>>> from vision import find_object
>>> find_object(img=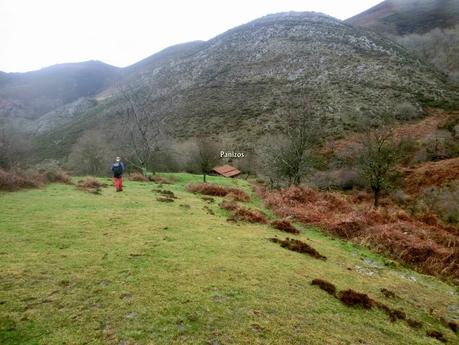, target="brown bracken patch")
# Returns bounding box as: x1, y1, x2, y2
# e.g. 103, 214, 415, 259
311, 280, 425, 328
257, 184, 459, 282
149, 175, 175, 184
406, 318, 423, 329
232, 207, 267, 224
271, 219, 300, 234
270, 238, 326, 260
77, 177, 105, 194
127, 172, 148, 182
426, 330, 447, 343
219, 198, 239, 211
338, 289, 374, 309
311, 279, 336, 296
187, 183, 250, 202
